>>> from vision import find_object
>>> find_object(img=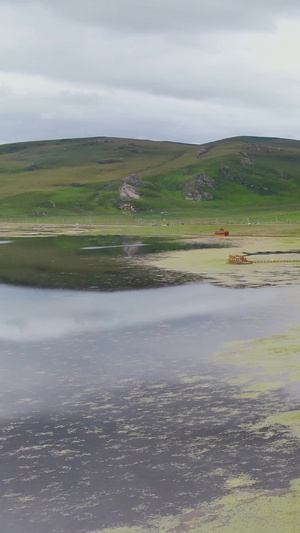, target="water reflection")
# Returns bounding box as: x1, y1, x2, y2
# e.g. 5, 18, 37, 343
81, 242, 148, 254
0, 283, 298, 422
0, 235, 226, 291
0, 283, 294, 343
